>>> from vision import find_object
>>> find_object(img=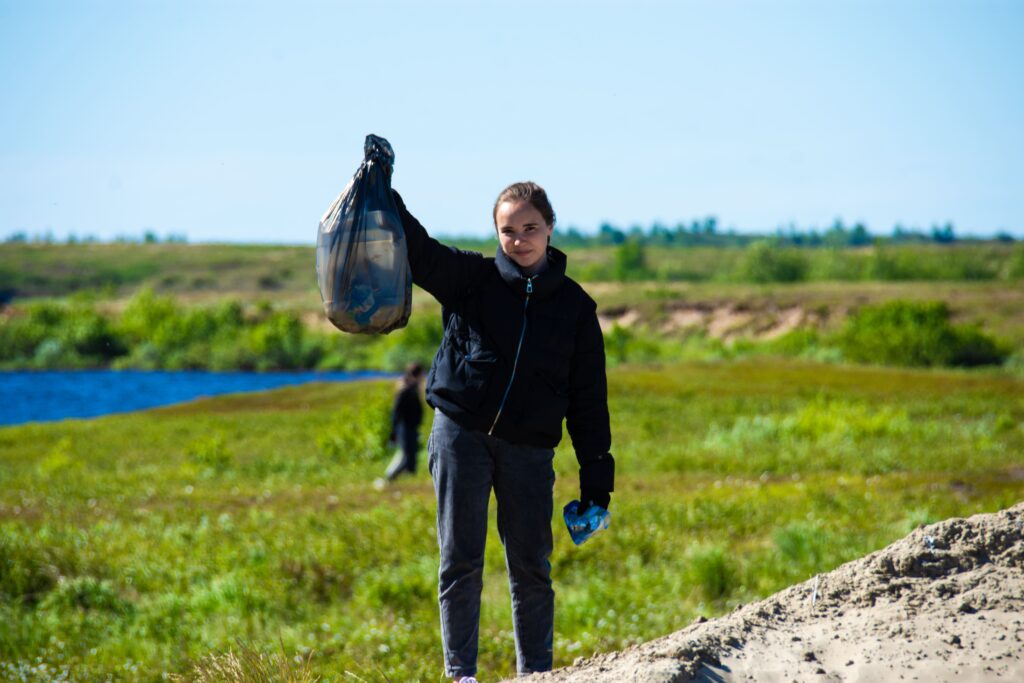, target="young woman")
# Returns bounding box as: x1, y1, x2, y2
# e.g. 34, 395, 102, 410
392, 182, 615, 682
